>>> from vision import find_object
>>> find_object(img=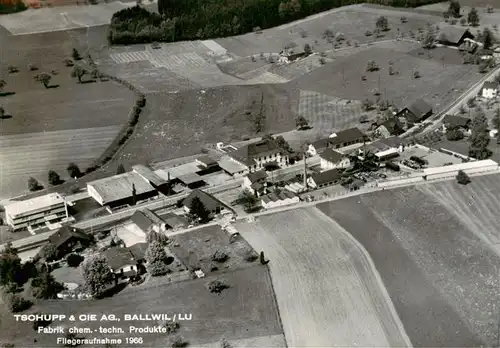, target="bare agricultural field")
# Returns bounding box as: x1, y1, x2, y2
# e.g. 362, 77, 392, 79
234, 208, 411, 347
169, 224, 258, 274
318, 174, 500, 347
8, 266, 282, 347
293, 44, 481, 113
114, 85, 299, 167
